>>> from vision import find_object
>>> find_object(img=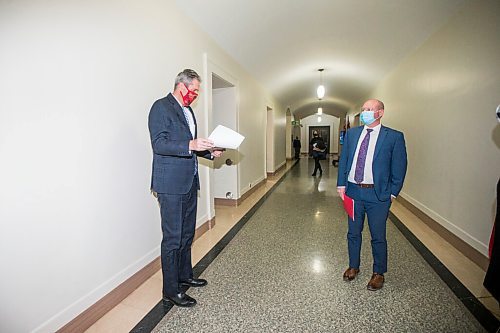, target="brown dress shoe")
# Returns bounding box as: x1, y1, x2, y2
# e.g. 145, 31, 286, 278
367, 273, 384, 291
343, 268, 360, 281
